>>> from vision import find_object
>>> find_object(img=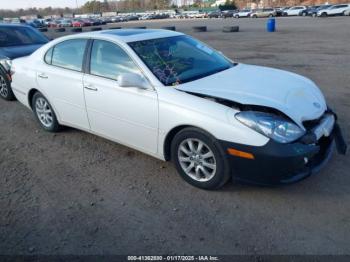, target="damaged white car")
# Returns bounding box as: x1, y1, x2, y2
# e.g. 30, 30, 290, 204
10, 29, 347, 189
